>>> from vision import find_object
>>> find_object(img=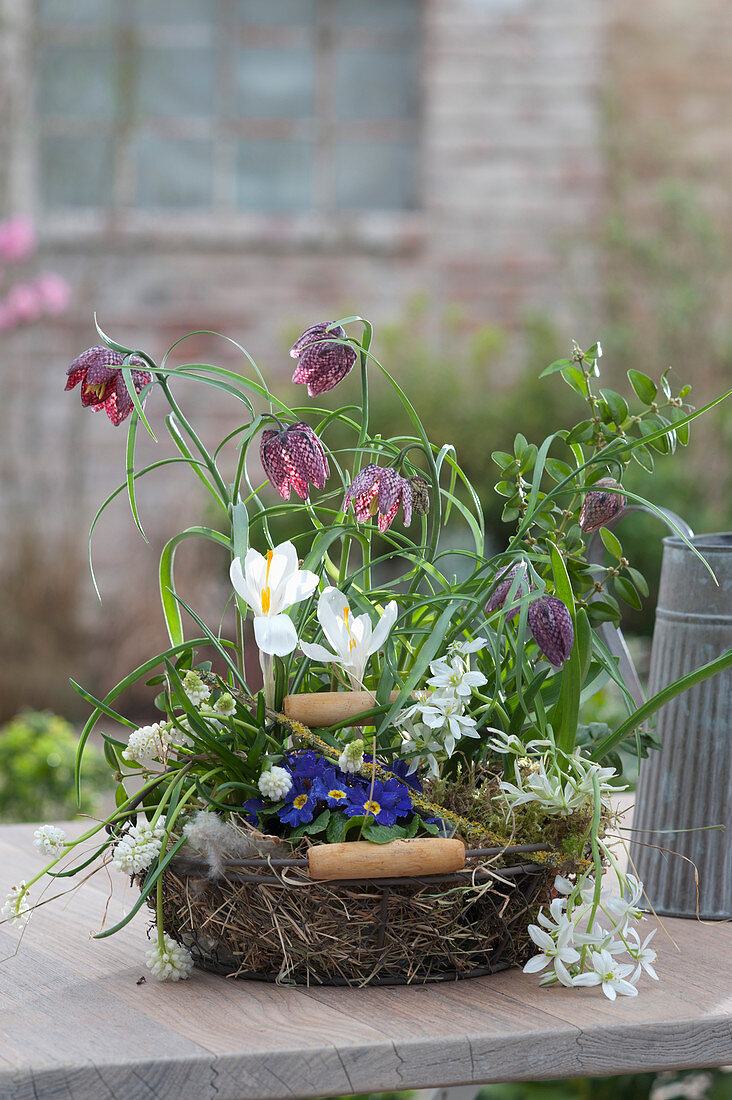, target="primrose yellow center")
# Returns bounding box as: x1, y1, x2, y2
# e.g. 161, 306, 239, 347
329, 789, 346, 801
363, 800, 381, 816
261, 549, 274, 614
293, 794, 308, 809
